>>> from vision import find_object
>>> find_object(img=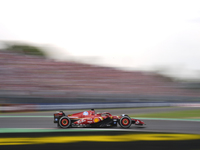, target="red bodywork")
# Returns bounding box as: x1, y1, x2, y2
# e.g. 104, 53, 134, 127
54, 110, 145, 126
